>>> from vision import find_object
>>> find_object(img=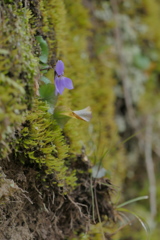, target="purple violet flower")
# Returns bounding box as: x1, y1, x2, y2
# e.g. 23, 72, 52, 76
55, 60, 64, 76
54, 60, 74, 95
